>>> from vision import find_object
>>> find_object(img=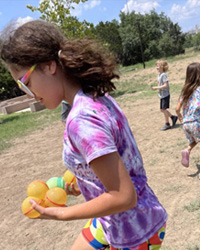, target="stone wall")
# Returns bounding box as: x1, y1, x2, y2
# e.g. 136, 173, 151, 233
0, 95, 46, 114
